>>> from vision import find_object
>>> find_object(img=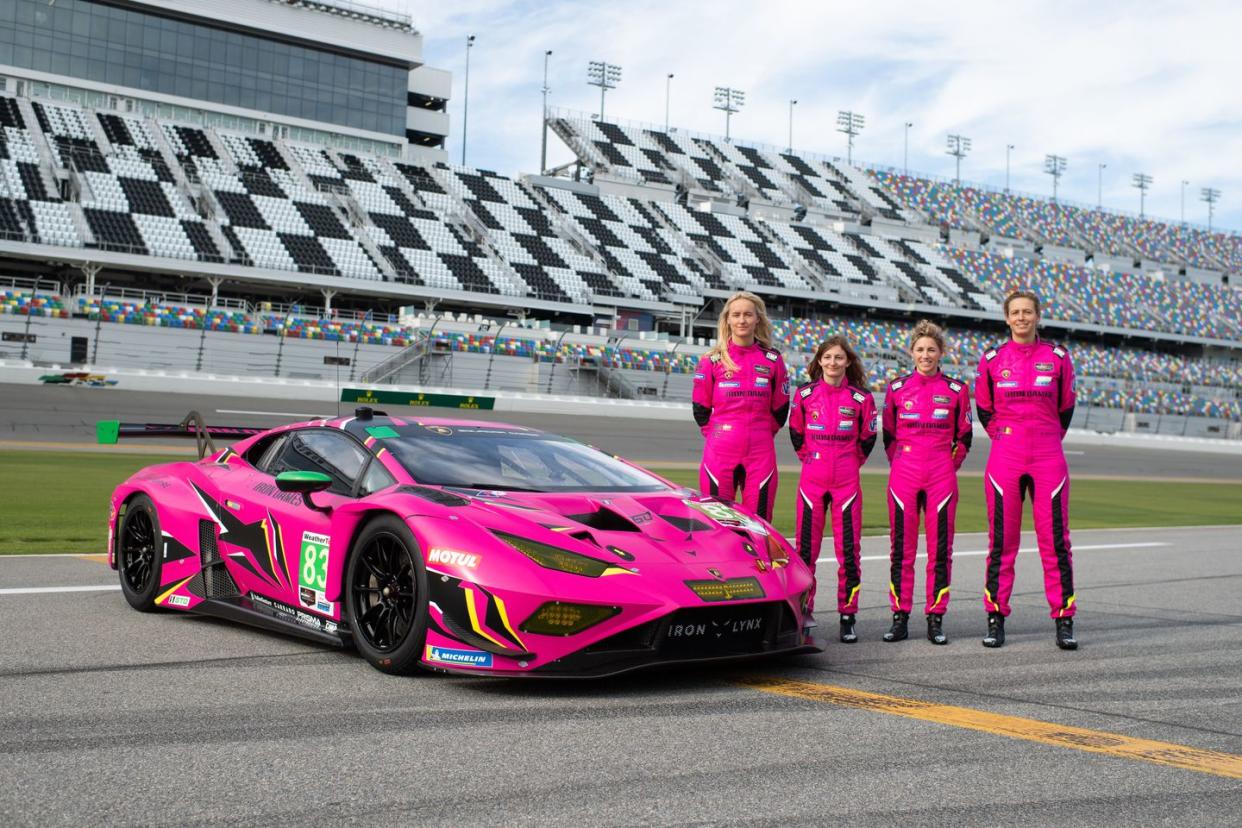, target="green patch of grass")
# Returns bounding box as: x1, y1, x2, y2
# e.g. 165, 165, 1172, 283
1, 451, 1239, 554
